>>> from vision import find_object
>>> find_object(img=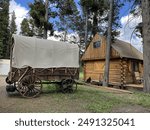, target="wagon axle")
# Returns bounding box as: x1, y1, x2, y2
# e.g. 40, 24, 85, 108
5, 77, 77, 97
